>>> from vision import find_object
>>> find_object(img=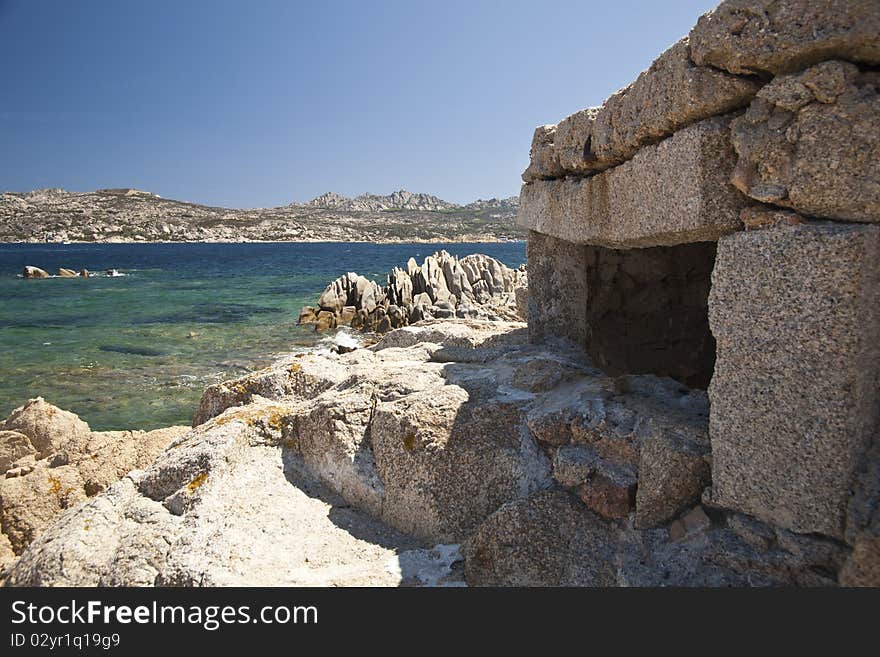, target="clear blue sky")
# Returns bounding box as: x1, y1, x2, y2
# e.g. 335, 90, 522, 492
0, 0, 716, 207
